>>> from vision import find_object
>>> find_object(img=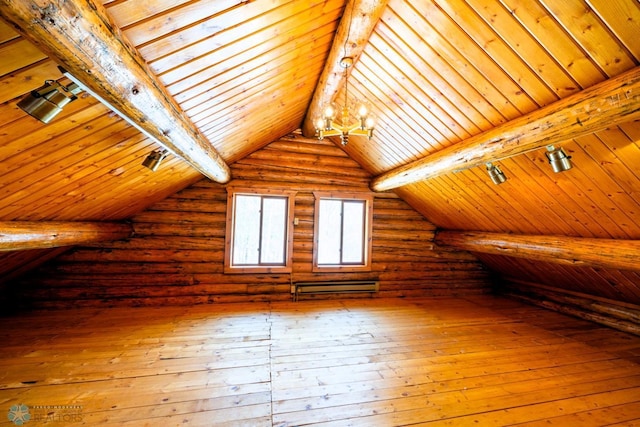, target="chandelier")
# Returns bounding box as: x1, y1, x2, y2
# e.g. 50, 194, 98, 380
314, 56, 374, 145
